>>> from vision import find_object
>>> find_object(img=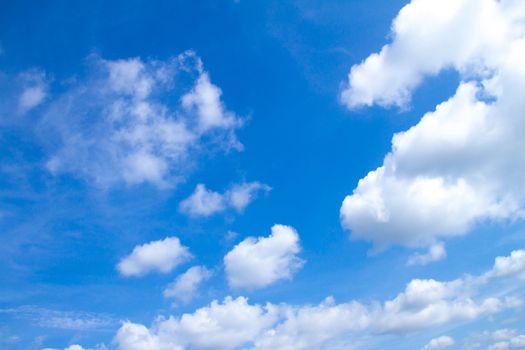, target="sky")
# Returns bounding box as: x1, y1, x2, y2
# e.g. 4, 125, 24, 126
1, 0, 525, 349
